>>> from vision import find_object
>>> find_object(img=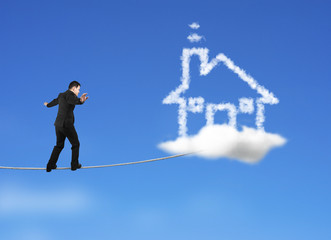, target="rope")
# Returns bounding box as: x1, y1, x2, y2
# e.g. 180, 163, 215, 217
0, 152, 194, 170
